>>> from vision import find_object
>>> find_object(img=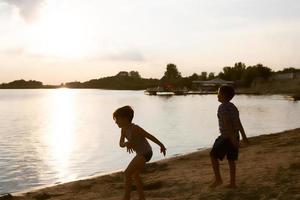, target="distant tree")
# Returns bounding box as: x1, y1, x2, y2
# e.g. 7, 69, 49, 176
200, 72, 207, 81
180, 73, 200, 89
218, 67, 232, 80
277, 67, 300, 73
162, 63, 182, 80
0, 79, 43, 89
218, 62, 246, 81
208, 72, 215, 80
255, 64, 272, 79
129, 71, 141, 78
116, 71, 129, 77
242, 64, 272, 86
189, 73, 199, 81
64, 75, 159, 90
65, 81, 83, 88
233, 62, 246, 80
